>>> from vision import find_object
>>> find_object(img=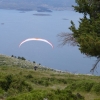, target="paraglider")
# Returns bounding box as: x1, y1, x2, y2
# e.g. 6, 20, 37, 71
19, 38, 54, 48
